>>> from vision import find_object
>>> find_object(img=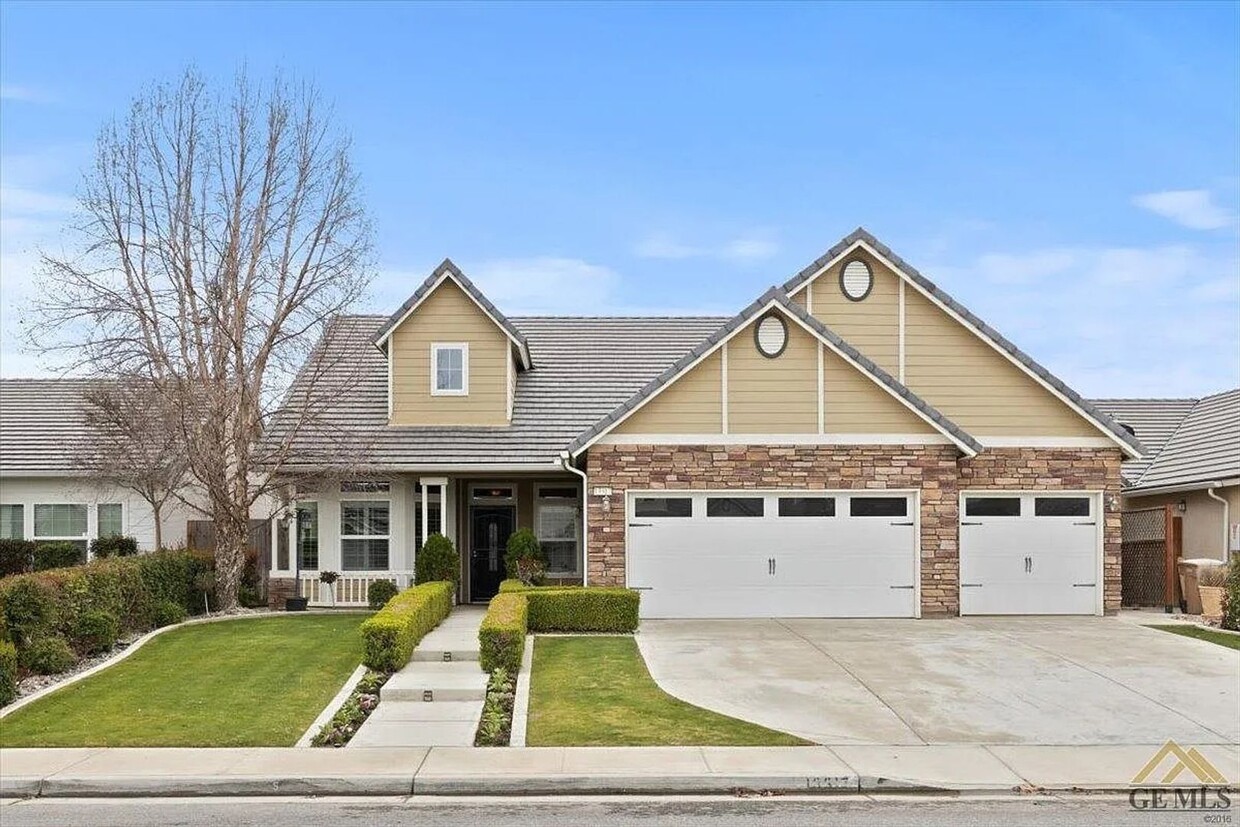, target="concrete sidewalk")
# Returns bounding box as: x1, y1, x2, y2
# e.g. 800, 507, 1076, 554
1, 744, 1236, 797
